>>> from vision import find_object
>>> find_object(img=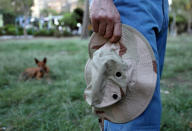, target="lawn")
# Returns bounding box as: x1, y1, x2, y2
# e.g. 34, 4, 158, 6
0, 35, 191, 131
